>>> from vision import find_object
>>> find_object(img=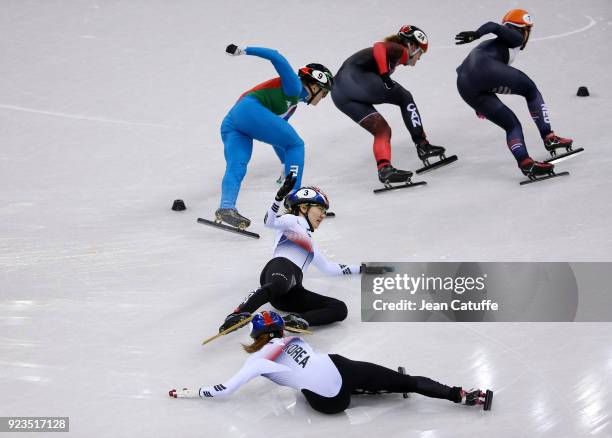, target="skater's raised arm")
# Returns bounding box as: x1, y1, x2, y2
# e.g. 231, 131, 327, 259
476, 22, 524, 47
264, 173, 297, 229
264, 198, 294, 230
236, 46, 303, 97
455, 22, 523, 47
